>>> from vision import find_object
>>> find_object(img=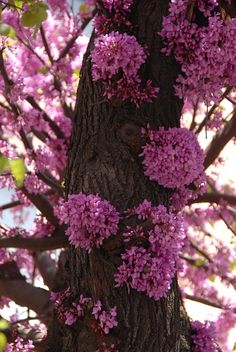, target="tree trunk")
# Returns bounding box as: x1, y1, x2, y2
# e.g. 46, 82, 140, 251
47, 1, 192, 351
